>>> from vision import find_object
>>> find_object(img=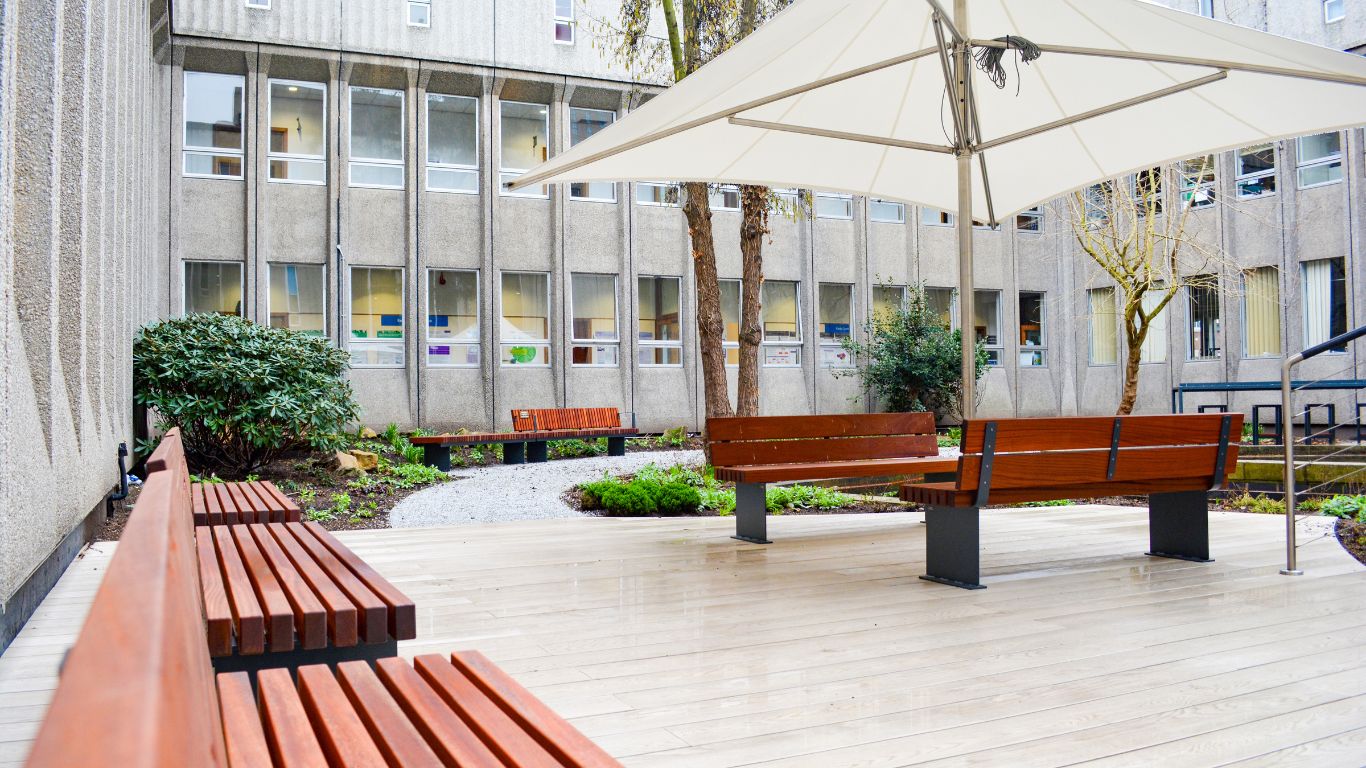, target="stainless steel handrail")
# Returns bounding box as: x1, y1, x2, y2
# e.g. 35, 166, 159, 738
1281, 322, 1366, 575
